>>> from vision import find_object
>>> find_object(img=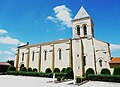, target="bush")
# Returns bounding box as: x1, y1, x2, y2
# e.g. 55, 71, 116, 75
57, 76, 61, 81
61, 68, 67, 73
45, 68, 52, 73
54, 68, 60, 73
113, 66, 120, 75
33, 68, 38, 72
86, 68, 95, 78
62, 76, 65, 80
28, 68, 32, 72
101, 68, 111, 75
7, 65, 16, 71
76, 77, 81, 83
88, 74, 120, 83
66, 67, 74, 79
21, 67, 27, 72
